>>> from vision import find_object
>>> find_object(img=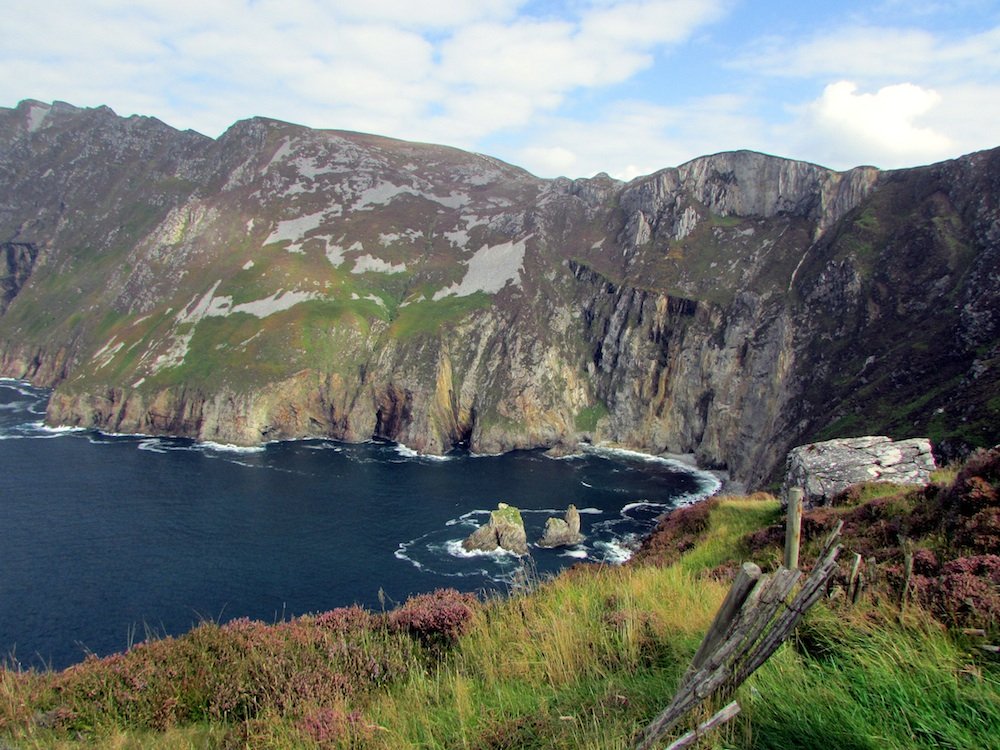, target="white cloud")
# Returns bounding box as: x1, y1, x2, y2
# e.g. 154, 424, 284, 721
734, 24, 1000, 83
785, 81, 954, 169
0, 0, 727, 149
510, 95, 765, 179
